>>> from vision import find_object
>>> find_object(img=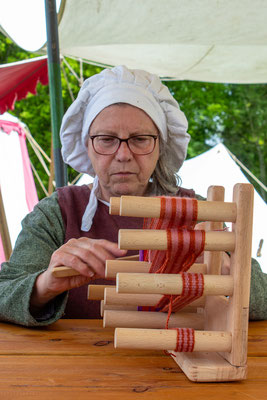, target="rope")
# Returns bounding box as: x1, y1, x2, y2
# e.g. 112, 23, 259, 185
62, 63, 75, 102
24, 128, 51, 163
226, 146, 267, 192
29, 160, 49, 197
